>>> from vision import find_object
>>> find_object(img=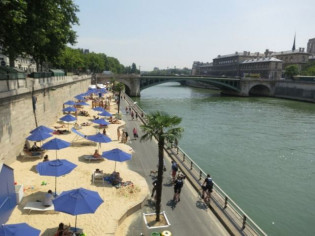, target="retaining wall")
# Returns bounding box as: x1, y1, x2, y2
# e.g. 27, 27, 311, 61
0, 75, 91, 164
